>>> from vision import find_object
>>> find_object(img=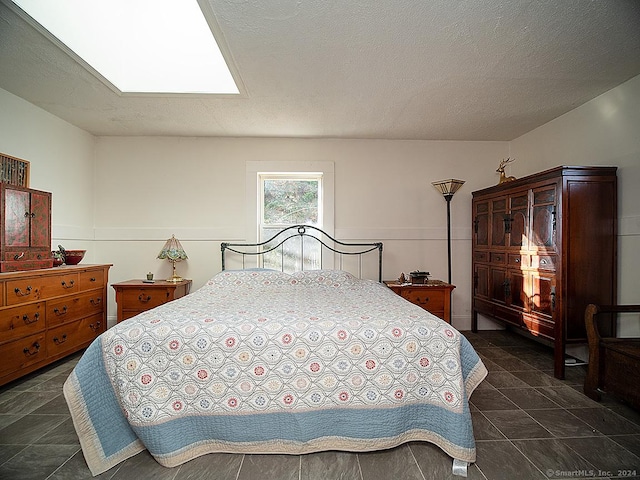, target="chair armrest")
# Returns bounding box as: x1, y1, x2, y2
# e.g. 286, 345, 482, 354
584, 304, 640, 402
